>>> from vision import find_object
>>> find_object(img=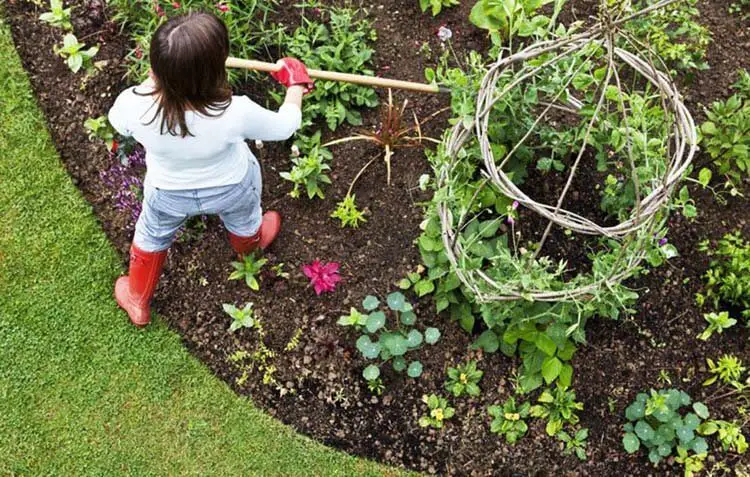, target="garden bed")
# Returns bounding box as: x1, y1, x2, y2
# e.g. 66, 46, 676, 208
4, 0, 749, 474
